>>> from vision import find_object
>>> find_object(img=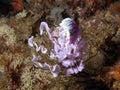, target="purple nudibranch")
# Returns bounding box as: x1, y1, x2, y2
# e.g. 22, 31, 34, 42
28, 18, 87, 77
